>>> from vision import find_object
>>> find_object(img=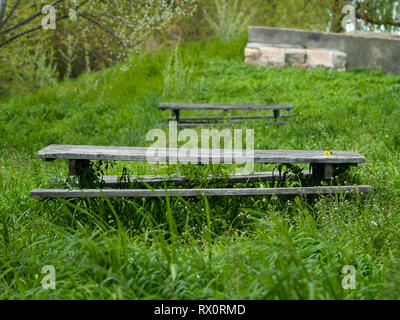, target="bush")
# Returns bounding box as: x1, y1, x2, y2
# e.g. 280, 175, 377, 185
0, 0, 197, 95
